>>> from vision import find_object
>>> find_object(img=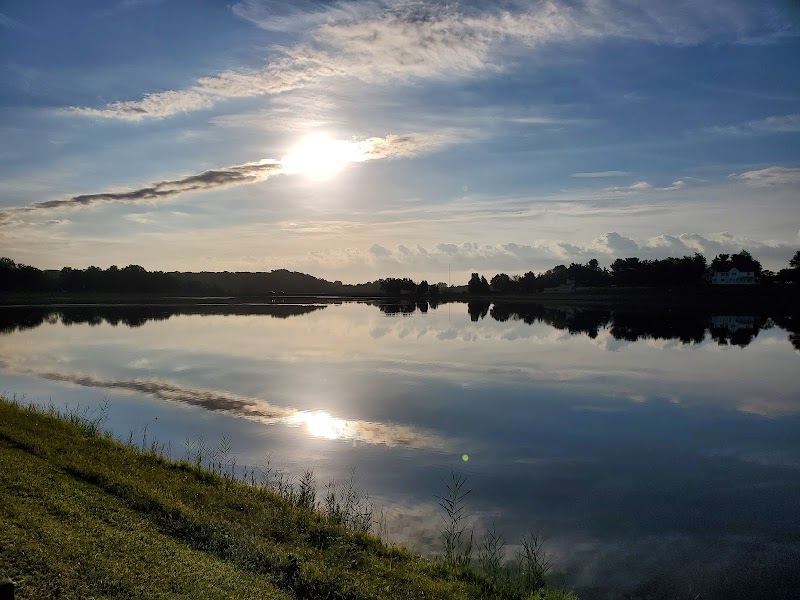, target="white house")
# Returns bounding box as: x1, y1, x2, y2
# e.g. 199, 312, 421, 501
710, 267, 756, 285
